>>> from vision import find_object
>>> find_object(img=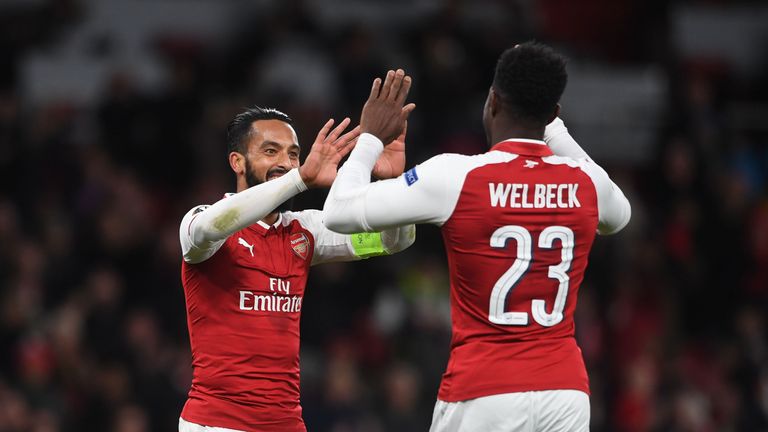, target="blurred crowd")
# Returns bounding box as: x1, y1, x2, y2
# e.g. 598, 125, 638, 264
1, 0, 767, 431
